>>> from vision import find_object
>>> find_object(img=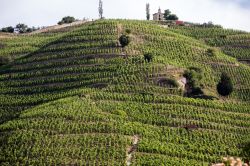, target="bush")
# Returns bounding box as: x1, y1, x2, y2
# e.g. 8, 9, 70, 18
183, 70, 197, 88
217, 72, 233, 96
58, 16, 76, 25
1, 26, 14, 33
119, 34, 131, 48
16, 23, 28, 33
0, 55, 12, 66
184, 68, 205, 97
144, 53, 153, 62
